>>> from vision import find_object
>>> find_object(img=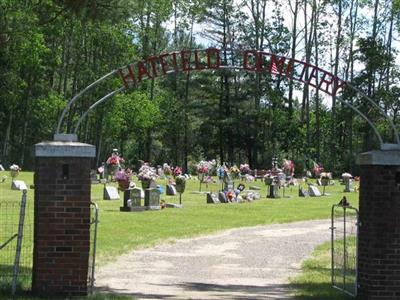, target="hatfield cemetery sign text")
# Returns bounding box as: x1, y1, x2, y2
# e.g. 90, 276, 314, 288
118, 47, 346, 96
